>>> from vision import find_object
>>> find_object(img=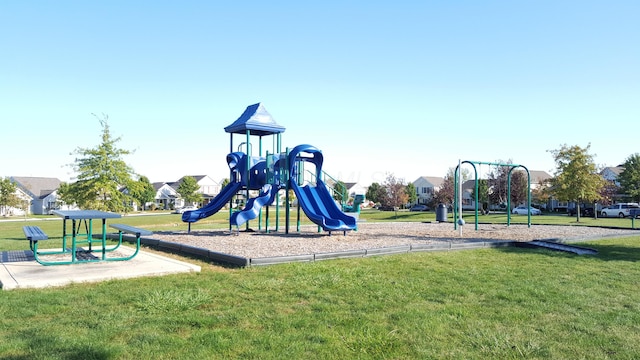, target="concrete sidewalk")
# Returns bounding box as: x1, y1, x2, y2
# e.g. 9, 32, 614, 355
0, 246, 201, 291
